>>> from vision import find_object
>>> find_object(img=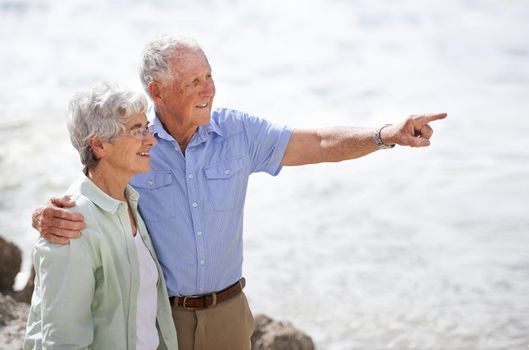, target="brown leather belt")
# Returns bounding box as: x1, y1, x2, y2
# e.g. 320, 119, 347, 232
169, 277, 245, 310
